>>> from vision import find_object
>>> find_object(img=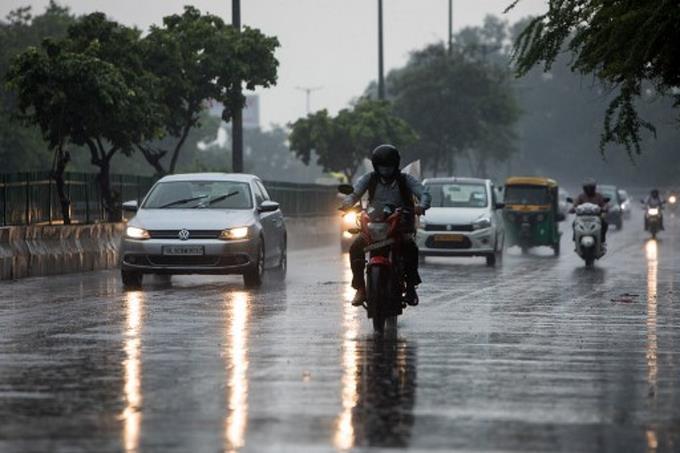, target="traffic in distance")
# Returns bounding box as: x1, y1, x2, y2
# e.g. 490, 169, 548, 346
120, 144, 674, 333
